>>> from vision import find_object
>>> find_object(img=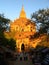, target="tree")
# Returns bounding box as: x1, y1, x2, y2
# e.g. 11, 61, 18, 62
6, 39, 16, 51
0, 13, 10, 32
0, 13, 10, 46
31, 8, 49, 34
